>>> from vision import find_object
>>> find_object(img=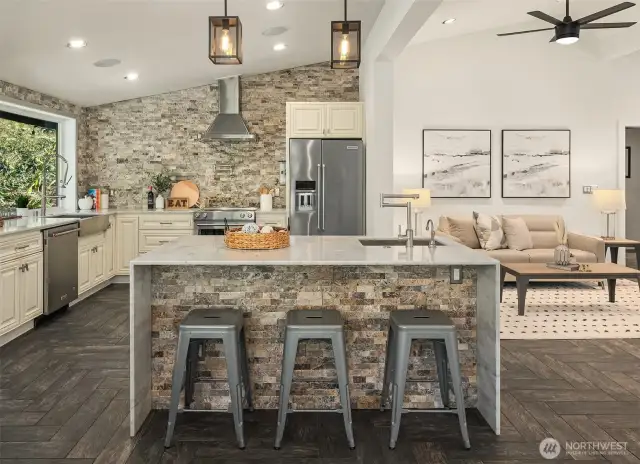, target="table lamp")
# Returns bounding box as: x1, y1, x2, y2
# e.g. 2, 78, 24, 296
402, 188, 431, 236
593, 189, 625, 240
